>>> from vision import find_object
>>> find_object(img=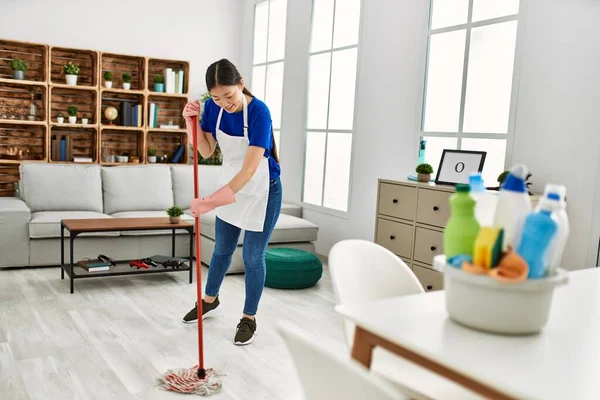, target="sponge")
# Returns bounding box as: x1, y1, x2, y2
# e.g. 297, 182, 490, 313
473, 227, 504, 269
